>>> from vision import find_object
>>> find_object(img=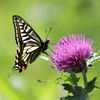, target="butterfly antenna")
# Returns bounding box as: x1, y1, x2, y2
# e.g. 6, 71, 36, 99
45, 29, 47, 40
46, 27, 52, 40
